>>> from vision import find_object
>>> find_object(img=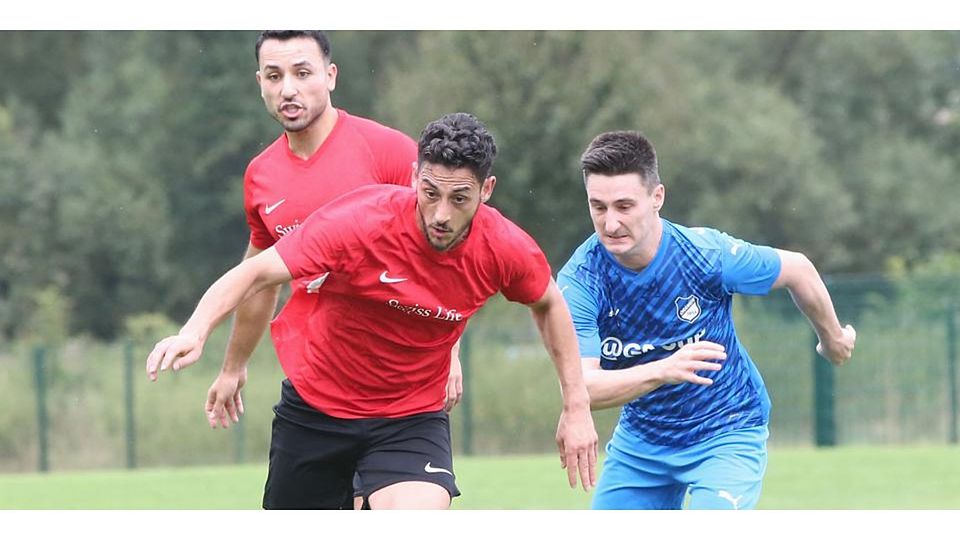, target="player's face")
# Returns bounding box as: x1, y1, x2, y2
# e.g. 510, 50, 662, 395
415, 163, 496, 251
585, 172, 664, 266
256, 37, 338, 133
